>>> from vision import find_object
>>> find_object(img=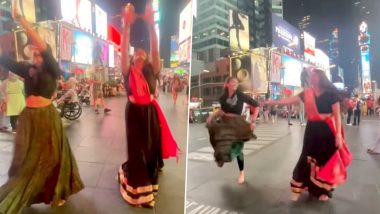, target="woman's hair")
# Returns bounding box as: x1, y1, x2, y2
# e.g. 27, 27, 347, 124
221, 76, 238, 98
312, 69, 337, 93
